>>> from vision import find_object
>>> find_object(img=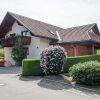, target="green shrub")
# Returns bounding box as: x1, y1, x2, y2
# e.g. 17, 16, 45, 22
22, 59, 42, 76
69, 61, 100, 85
63, 54, 100, 73
40, 46, 67, 75
22, 54, 100, 76
11, 39, 27, 66
0, 49, 4, 57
